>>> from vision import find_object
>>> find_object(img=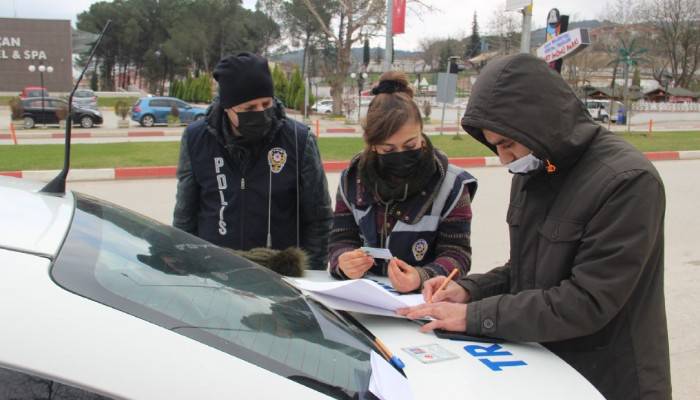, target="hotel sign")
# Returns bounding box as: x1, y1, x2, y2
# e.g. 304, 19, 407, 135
0, 18, 73, 92
0, 36, 50, 61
